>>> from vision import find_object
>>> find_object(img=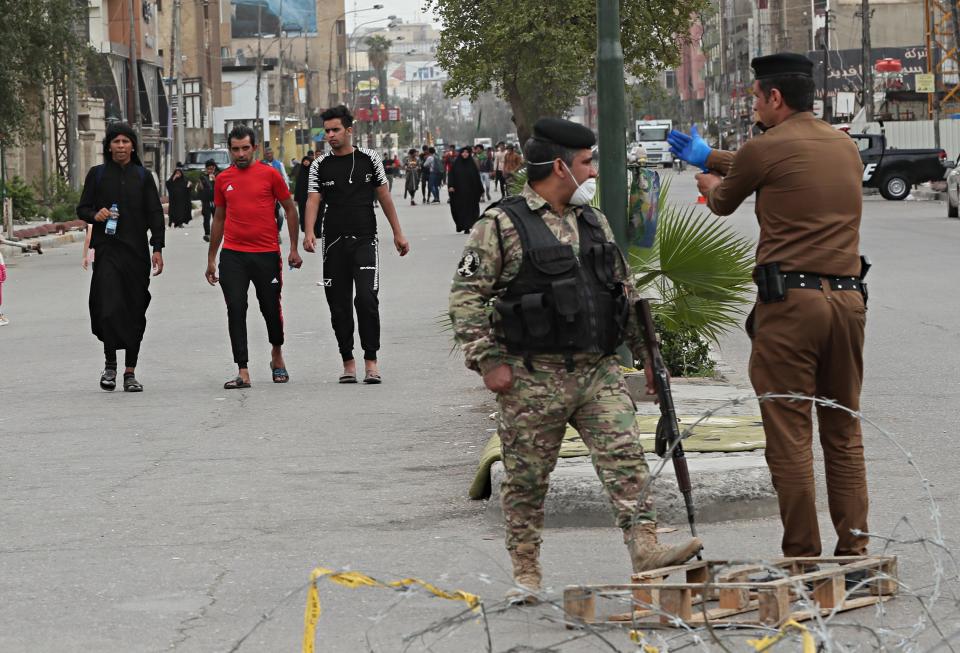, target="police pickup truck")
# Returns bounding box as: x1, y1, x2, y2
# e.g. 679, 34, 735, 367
850, 133, 949, 200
